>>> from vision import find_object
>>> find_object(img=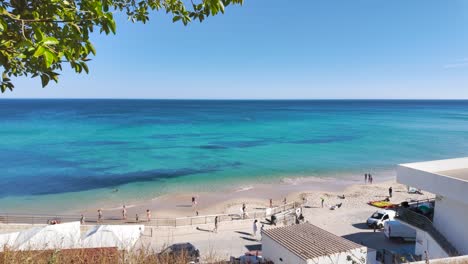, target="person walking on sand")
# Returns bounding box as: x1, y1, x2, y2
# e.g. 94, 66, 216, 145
122, 205, 127, 221
242, 203, 246, 218
269, 198, 273, 208
252, 219, 258, 237
320, 197, 325, 208
135, 214, 139, 222
80, 214, 85, 225
214, 216, 218, 233
369, 174, 373, 184
192, 196, 196, 207
365, 173, 368, 184
283, 197, 287, 205
98, 209, 103, 223
146, 209, 151, 222
389, 187, 393, 198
